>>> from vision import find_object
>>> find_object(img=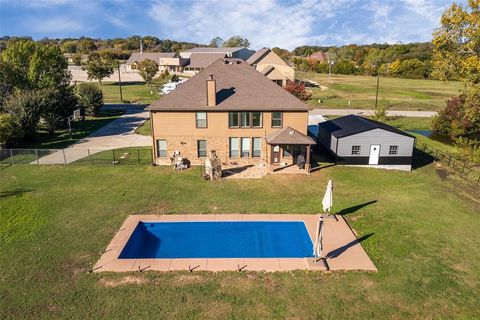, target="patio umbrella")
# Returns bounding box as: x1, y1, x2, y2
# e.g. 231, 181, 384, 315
313, 216, 325, 258
322, 180, 333, 214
